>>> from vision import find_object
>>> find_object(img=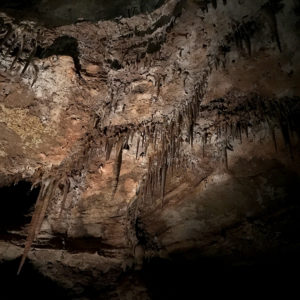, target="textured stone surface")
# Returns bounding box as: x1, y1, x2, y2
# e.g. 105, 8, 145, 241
0, 0, 300, 299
